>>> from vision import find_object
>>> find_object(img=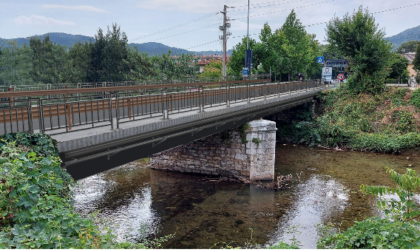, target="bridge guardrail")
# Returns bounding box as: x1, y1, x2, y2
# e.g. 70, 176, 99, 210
0, 78, 327, 135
